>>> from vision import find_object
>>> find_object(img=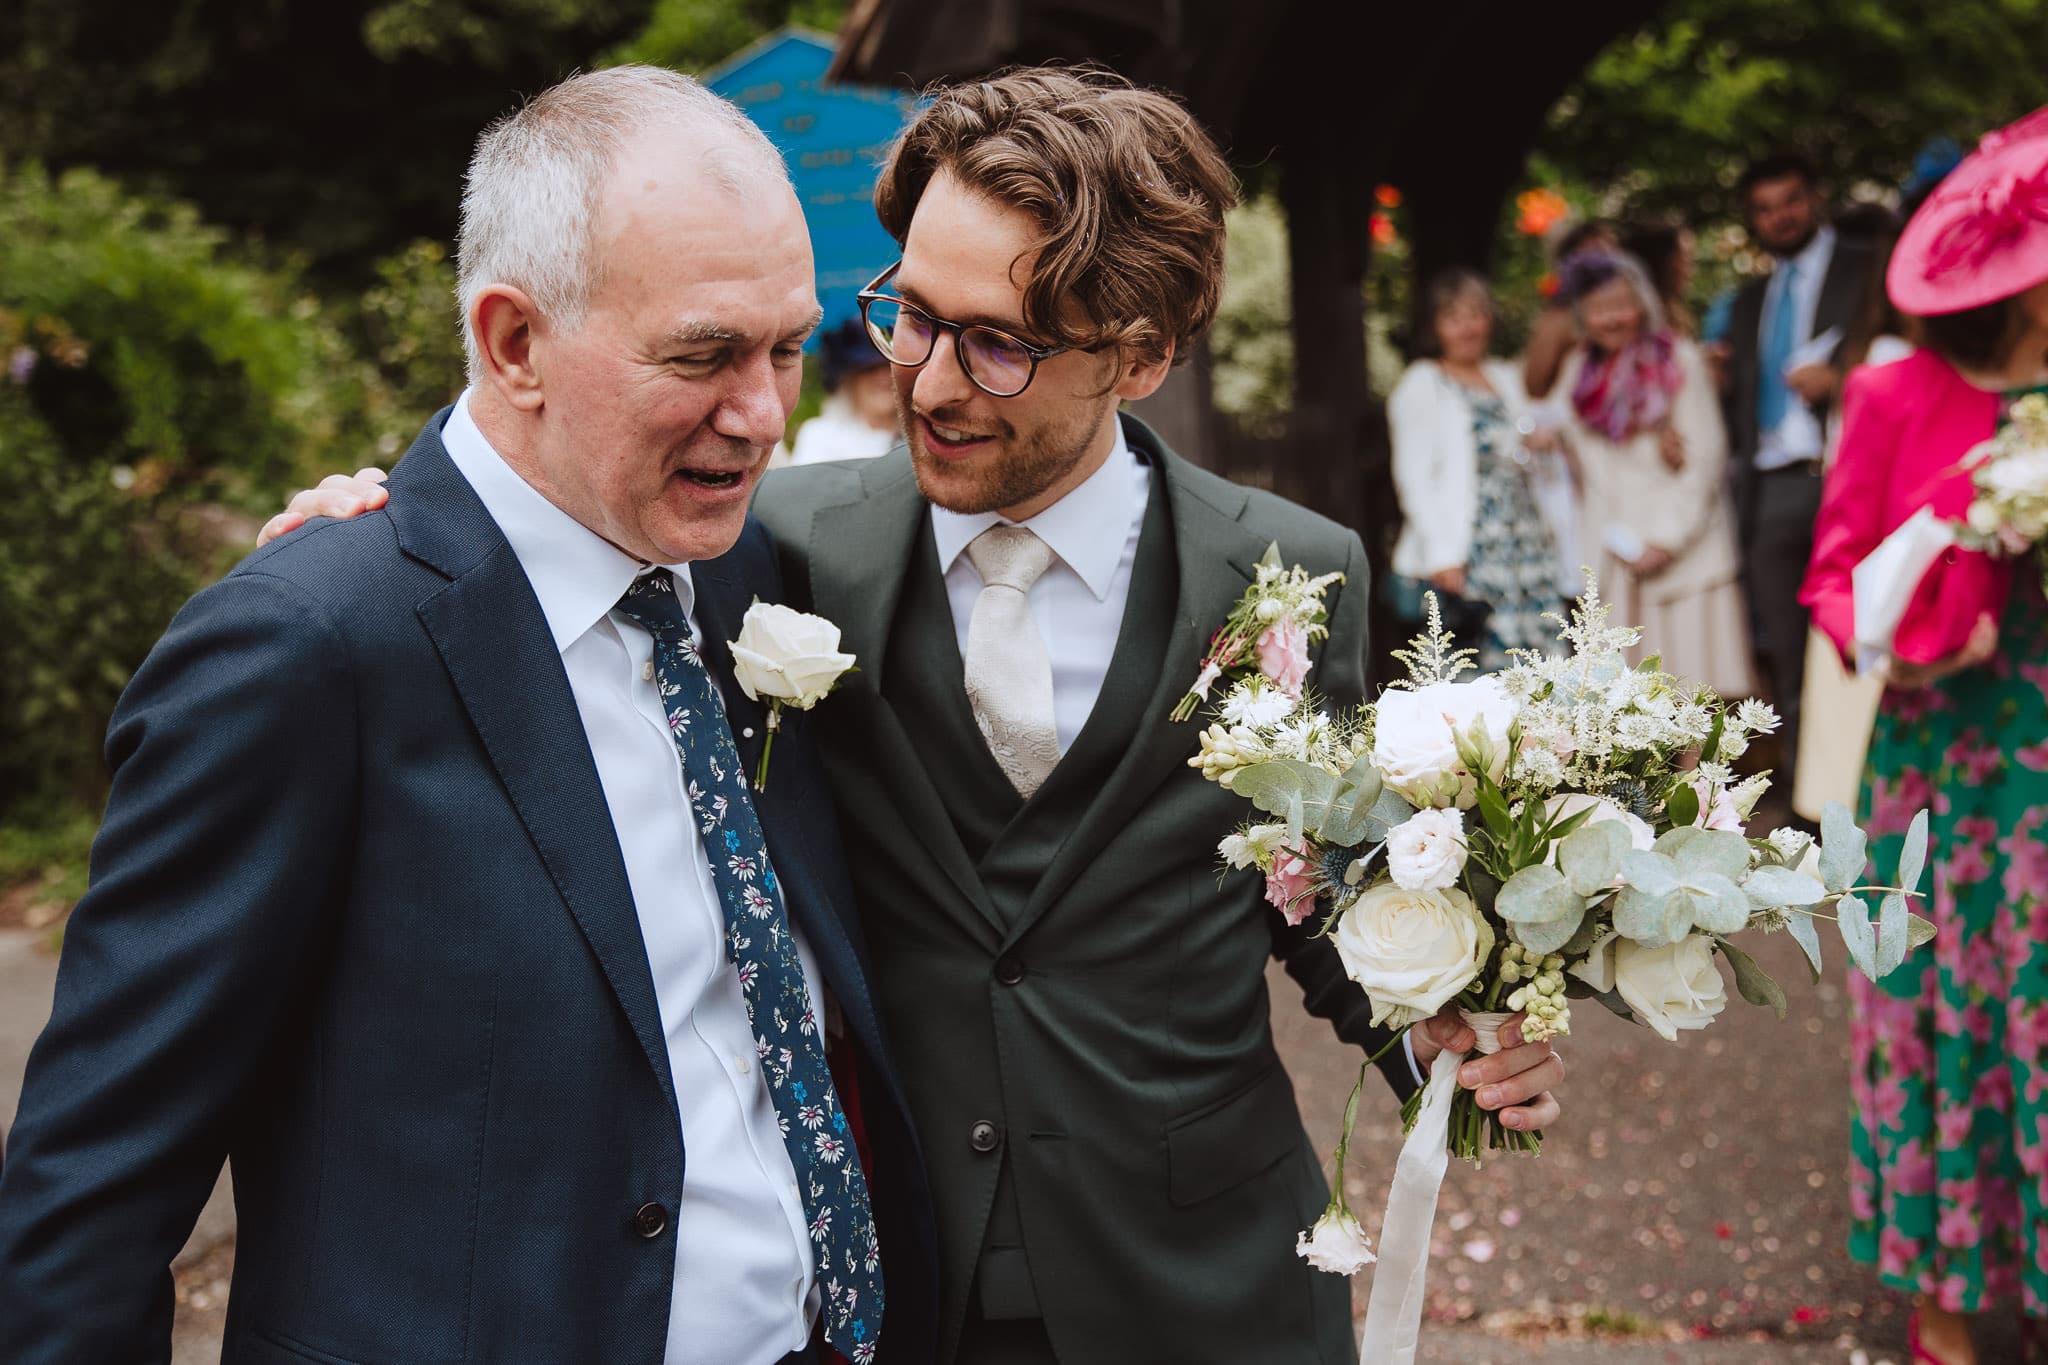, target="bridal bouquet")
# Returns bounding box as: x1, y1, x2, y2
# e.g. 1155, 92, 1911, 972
1958, 392, 2048, 576
1190, 583, 1931, 1289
